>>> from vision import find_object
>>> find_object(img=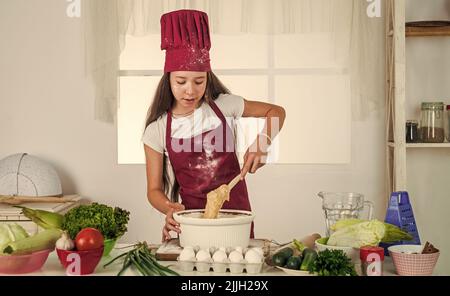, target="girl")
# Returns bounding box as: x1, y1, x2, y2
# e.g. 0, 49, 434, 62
142, 10, 286, 242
